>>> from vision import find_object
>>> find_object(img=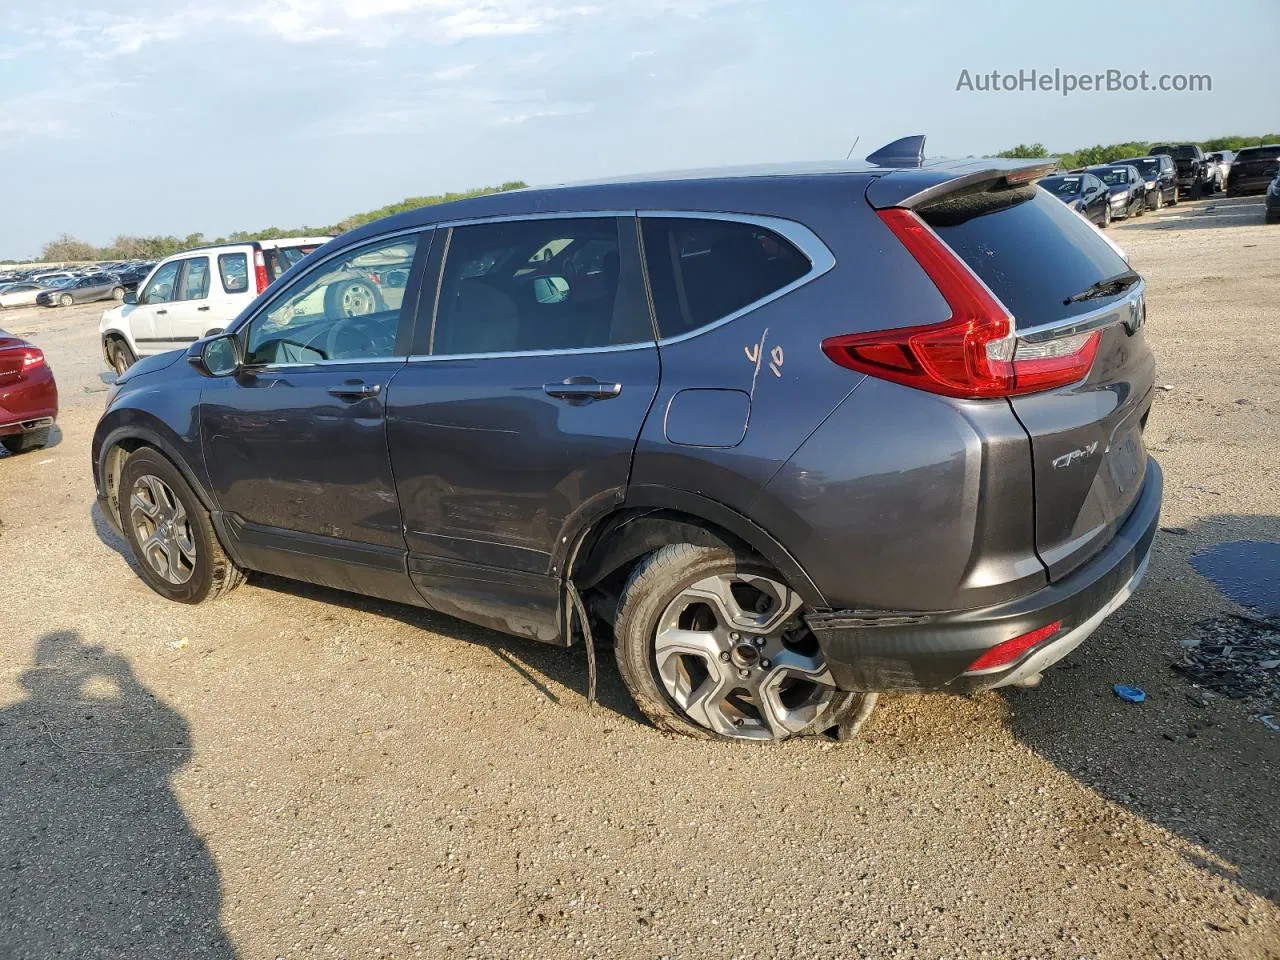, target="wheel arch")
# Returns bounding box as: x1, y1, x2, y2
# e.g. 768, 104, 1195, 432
565, 486, 827, 608
94, 420, 219, 536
